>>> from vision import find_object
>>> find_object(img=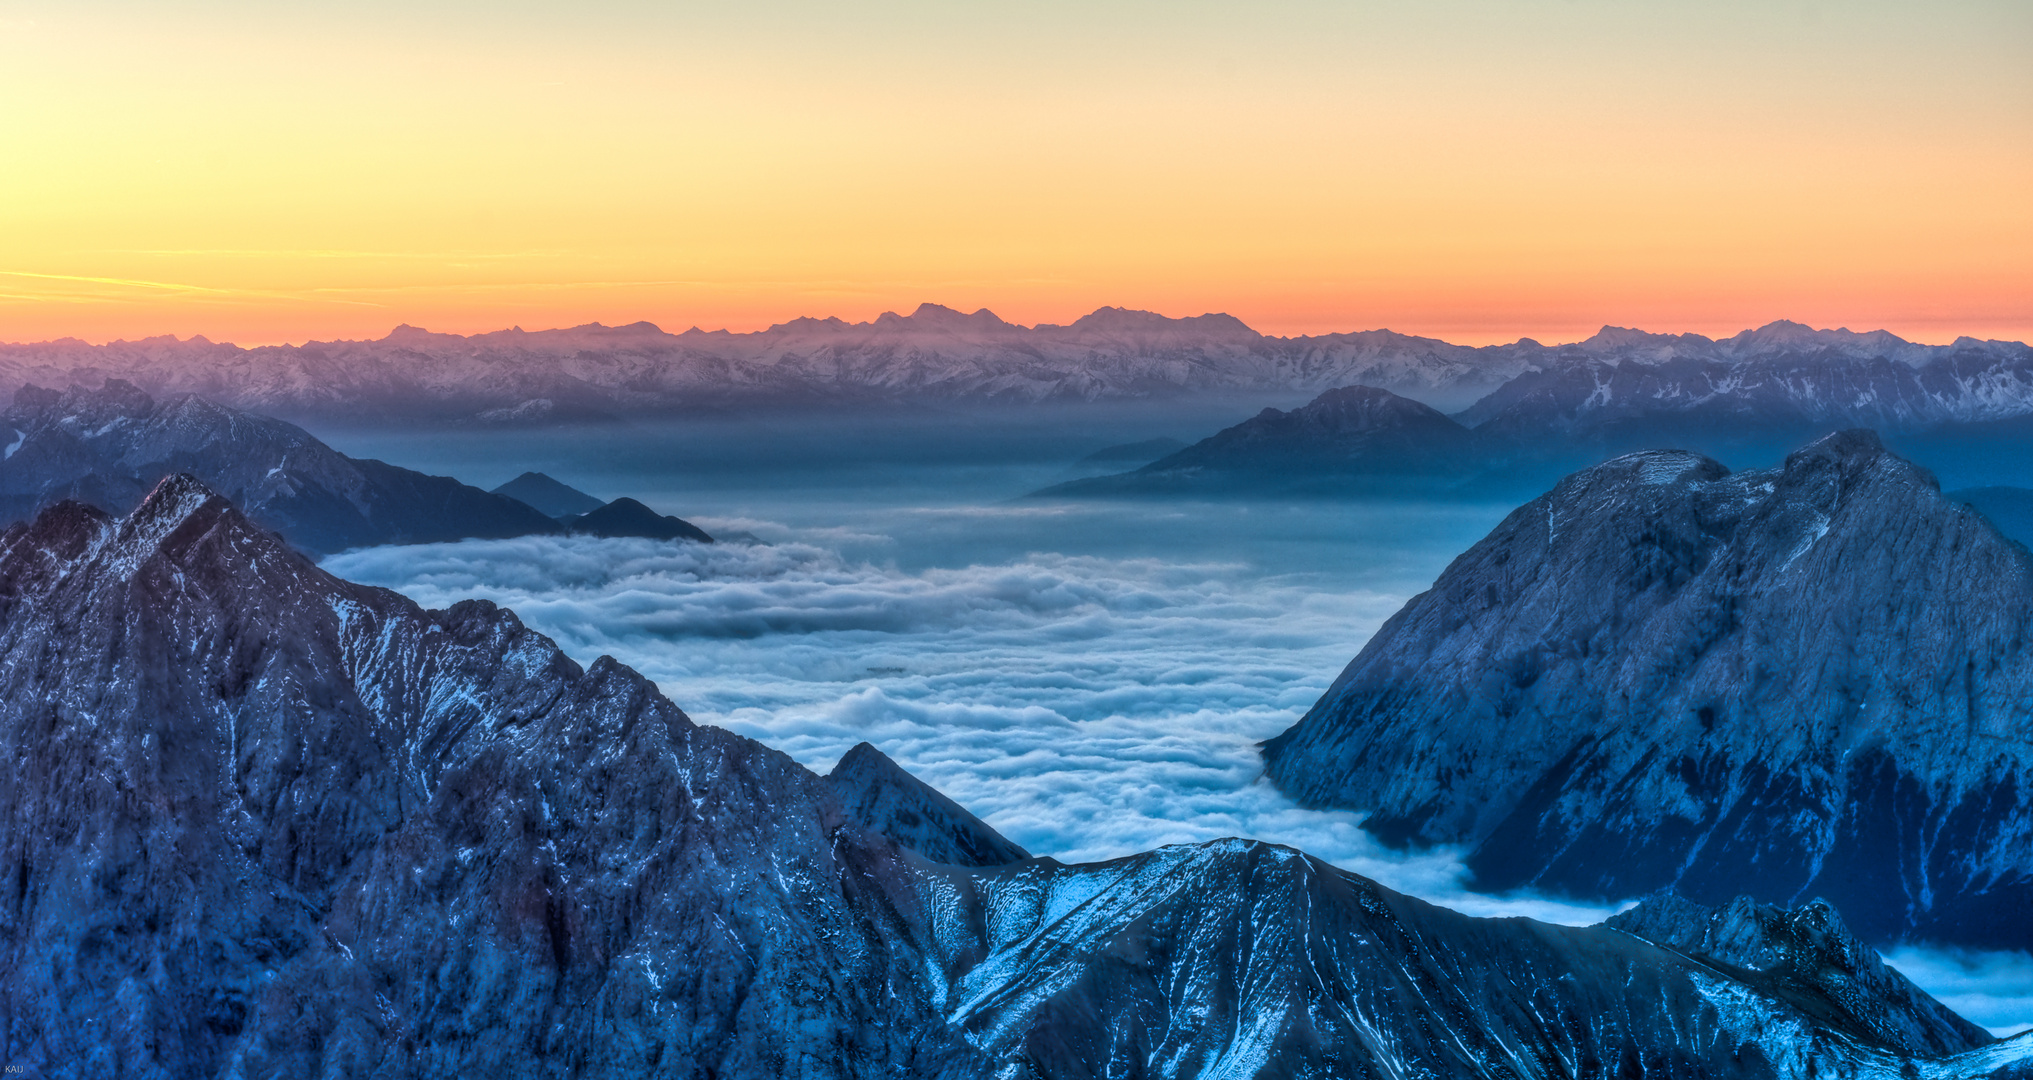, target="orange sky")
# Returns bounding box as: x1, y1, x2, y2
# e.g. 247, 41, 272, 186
1, 0, 2028, 346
